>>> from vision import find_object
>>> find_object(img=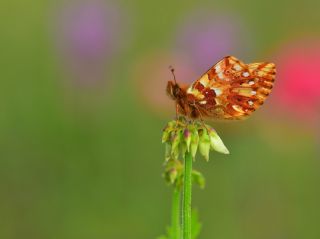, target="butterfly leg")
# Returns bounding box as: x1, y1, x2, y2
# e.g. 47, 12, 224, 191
193, 104, 210, 131
175, 103, 182, 127
191, 102, 208, 130
175, 103, 179, 120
